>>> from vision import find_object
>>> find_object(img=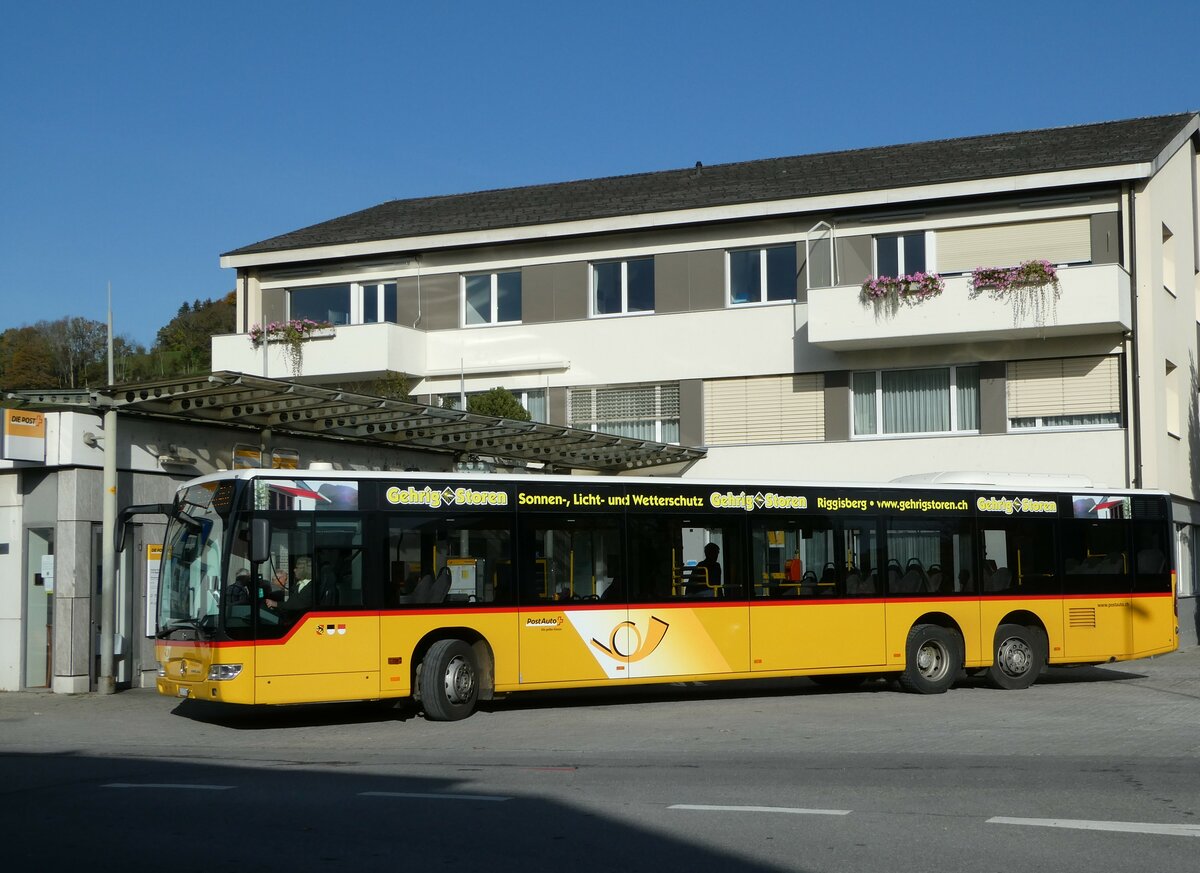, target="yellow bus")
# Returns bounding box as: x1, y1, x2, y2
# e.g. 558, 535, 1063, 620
152, 470, 1177, 720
